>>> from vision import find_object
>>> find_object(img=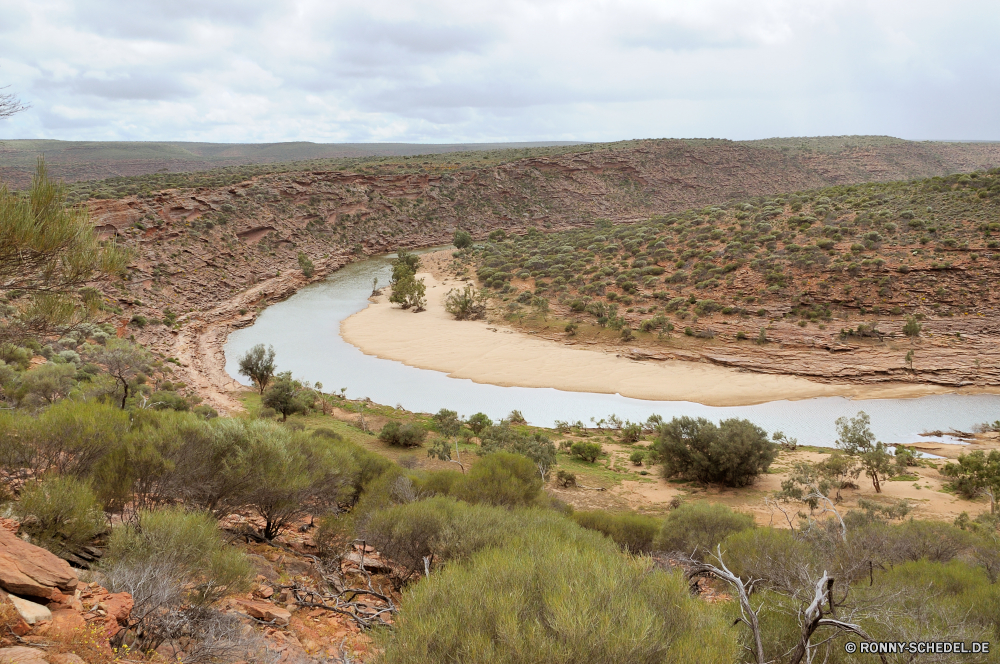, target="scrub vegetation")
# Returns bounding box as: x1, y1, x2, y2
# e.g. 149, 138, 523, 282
458, 169, 1000, 339
3, 154, 1000, 664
